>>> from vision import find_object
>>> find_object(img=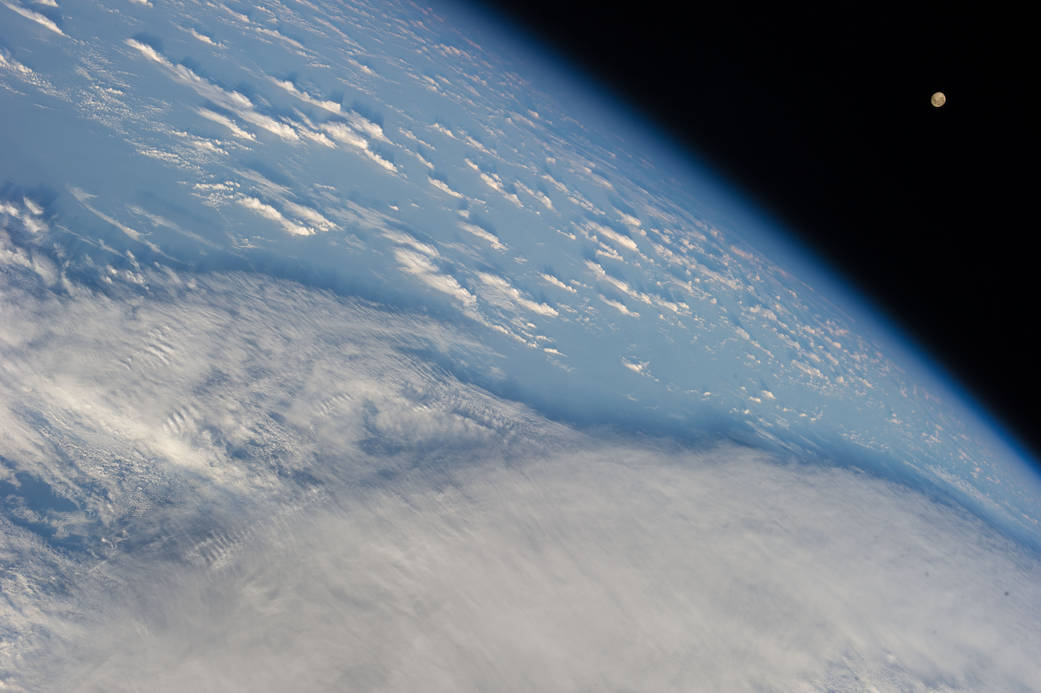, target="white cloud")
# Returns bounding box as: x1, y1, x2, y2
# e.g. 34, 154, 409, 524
237, 195, 312, 236
189, 28, 218, 46
197, 107, 256, 141
431, 122, 457, 139
238, 194, 341, 236
272, 77, 341, 113
587, 221, 638, 251
69, 186, 146, 242
321, 121, 397, 171
344, 112, 388, 142
283, 201, 335, 232
125, 40, 310, 143
321, 120, 368, 149
24, 446, 1041, 693
1, 0, 65, 36
622, 357, 649, 374
428, 177, 463, 199
479, 171, 522, 207
382, 228, 439, 257
477, 272, 558, 317
600, 295, 639, 317
0, 50, 42, 84
394, 248, 477, 308
125, 39, 252, 111
539, 273, 576, 293
458, 221, 504, 250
